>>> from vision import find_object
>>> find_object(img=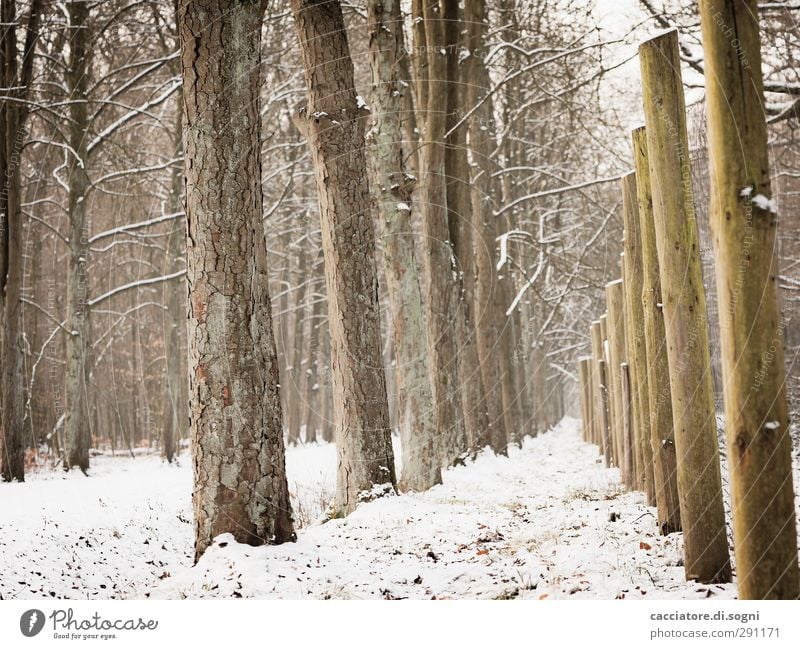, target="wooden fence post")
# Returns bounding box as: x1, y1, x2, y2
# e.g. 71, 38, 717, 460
590, 321, 611, 466
640, 29, 731, 583
632, 126, 682, 535
622, 173, 655, 504
699, 0, 799, 599
606, 280, 633, 489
